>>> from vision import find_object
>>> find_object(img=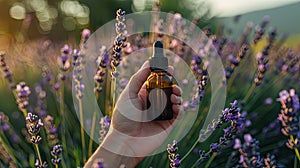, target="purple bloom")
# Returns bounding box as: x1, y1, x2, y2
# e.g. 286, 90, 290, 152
234, 138, 241, 149
35, 159, 48, 168
210, 143, 220, 153
264, 97, 273, 105
43, 115, 59, 146
110, 9, 127, 78
99, 116, 111, 144
51, 144, 63, 166
0, 52, 14, 87
277, 89, 300, 137
97, 162, 104, 168
16, 82, 31, 110
95, 46, 109, 93
234, 133, 277, 167
277, 89, 300, 152
51, 144, 63, 156
0, 112, 10, 132
243, 134, 252, 143
59, 44, 71, 72
167, 140, 180, 168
